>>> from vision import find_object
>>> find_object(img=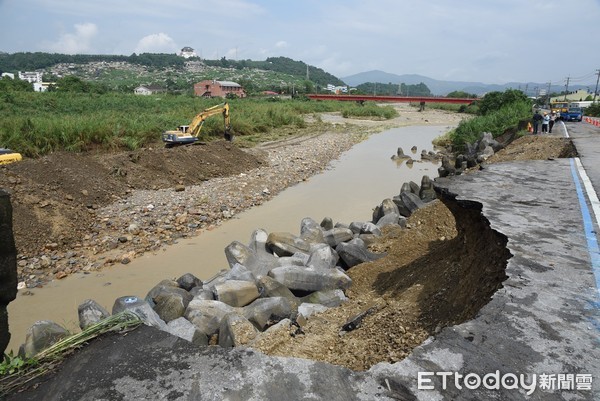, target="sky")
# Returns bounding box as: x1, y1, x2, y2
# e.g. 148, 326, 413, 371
1, 0, 599, 86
